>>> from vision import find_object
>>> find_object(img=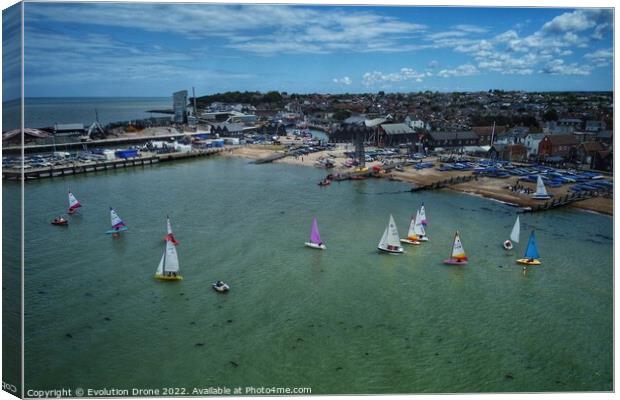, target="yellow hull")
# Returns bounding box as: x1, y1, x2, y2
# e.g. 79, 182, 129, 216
155, 274, 183, 281
516, 259, 541, 265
